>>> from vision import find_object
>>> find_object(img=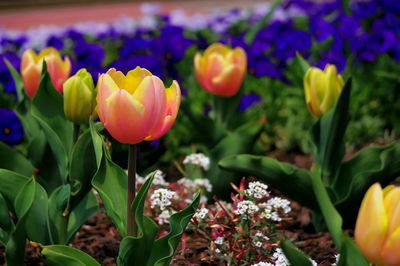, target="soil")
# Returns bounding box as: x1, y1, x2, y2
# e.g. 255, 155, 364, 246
0, 153, 340, 265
